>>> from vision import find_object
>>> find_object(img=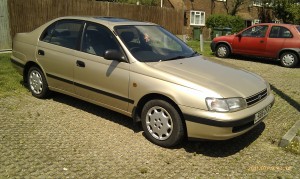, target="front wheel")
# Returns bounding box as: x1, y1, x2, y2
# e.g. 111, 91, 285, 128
216, 44, 230, 58
280, 52, 298, 68
27, 66, 49, 98
141, 99, 185, 147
